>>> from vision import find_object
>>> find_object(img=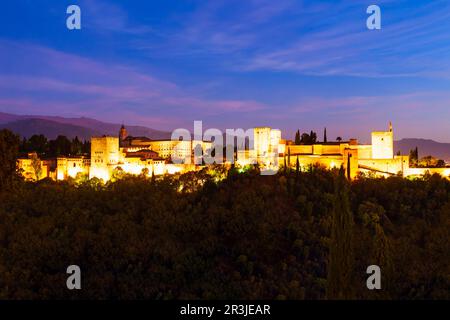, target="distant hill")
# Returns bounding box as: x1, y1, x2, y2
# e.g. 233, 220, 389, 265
2, 119, 101, 141
394, 138, 450, 162
0, 112, 22, 124
0, 112, 171, 140
1, 113, 449, 160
